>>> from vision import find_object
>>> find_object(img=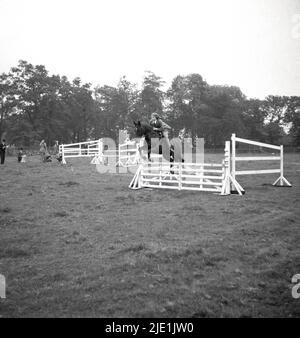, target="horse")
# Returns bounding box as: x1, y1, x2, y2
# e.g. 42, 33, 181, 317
133, 121, 184, 163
